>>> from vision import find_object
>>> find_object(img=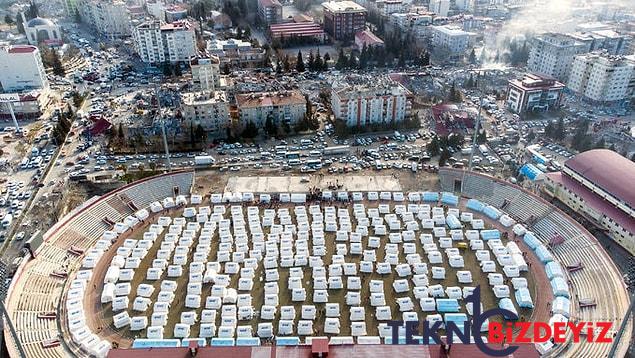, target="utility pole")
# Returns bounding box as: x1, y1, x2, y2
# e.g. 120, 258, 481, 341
0, 299, 27, 357
460, 89, 484, 194
155, 85, 172, 171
